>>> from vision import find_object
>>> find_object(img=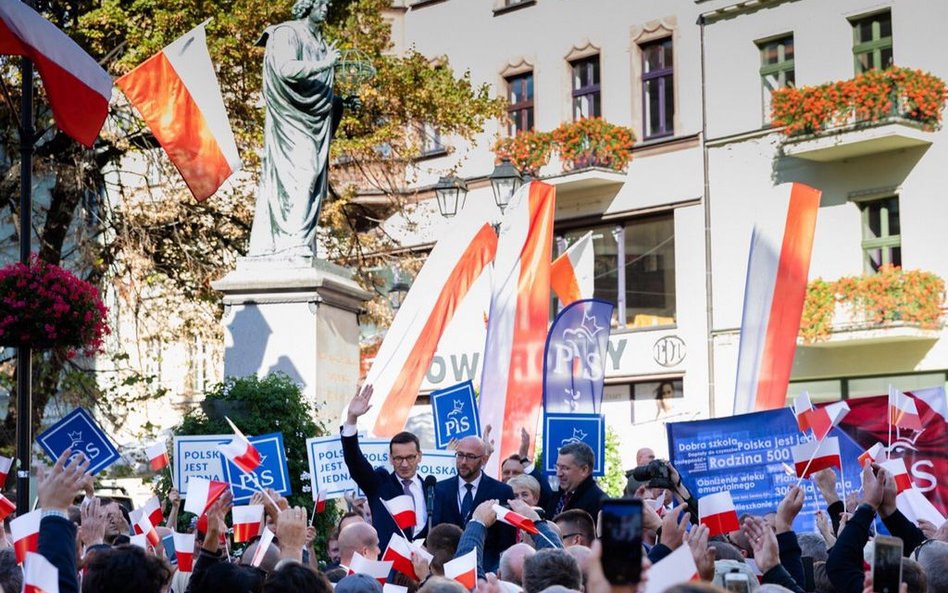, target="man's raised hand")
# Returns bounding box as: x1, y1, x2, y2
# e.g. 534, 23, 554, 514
346, 384, 374, 424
